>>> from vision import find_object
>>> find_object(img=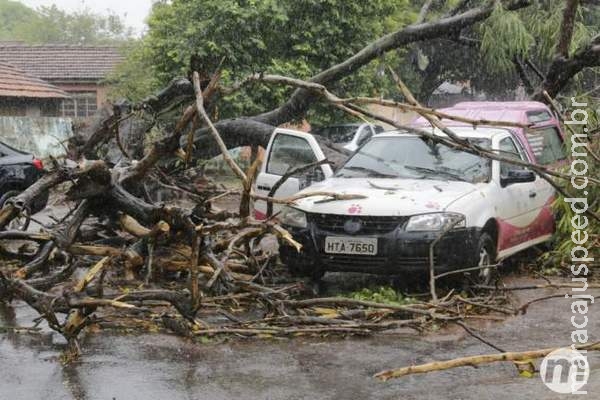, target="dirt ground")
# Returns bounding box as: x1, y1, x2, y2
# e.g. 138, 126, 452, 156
1, 202, 598, 400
